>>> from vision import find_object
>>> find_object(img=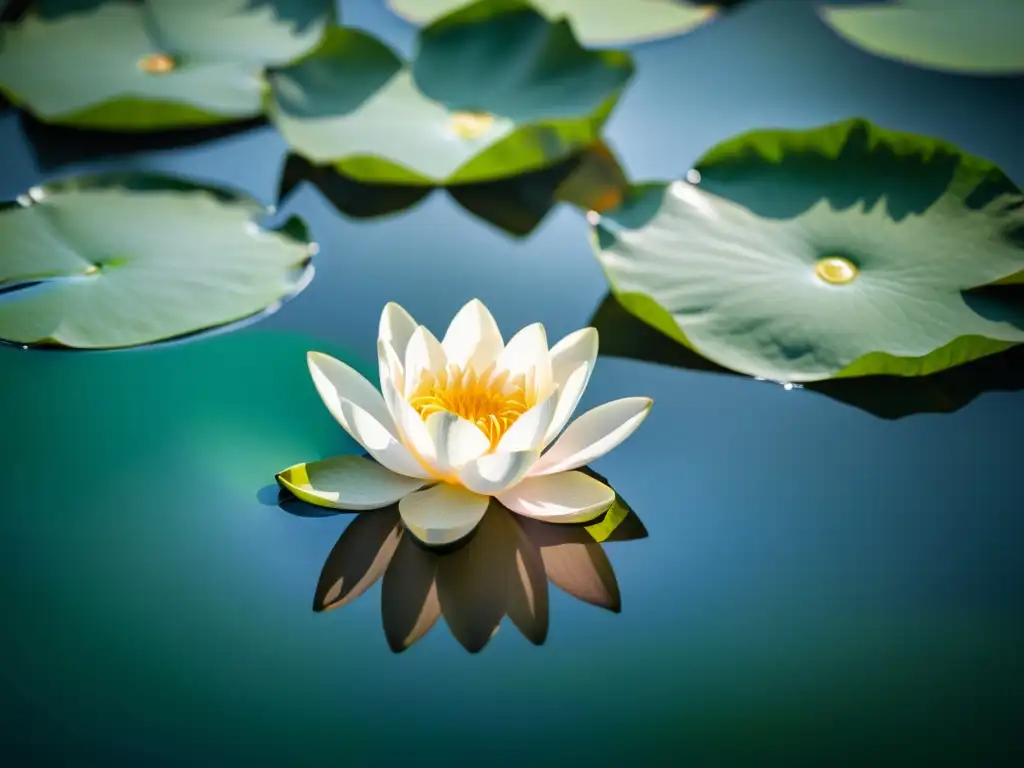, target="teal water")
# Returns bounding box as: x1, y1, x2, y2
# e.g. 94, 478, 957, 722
2, 1, 1024, 765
